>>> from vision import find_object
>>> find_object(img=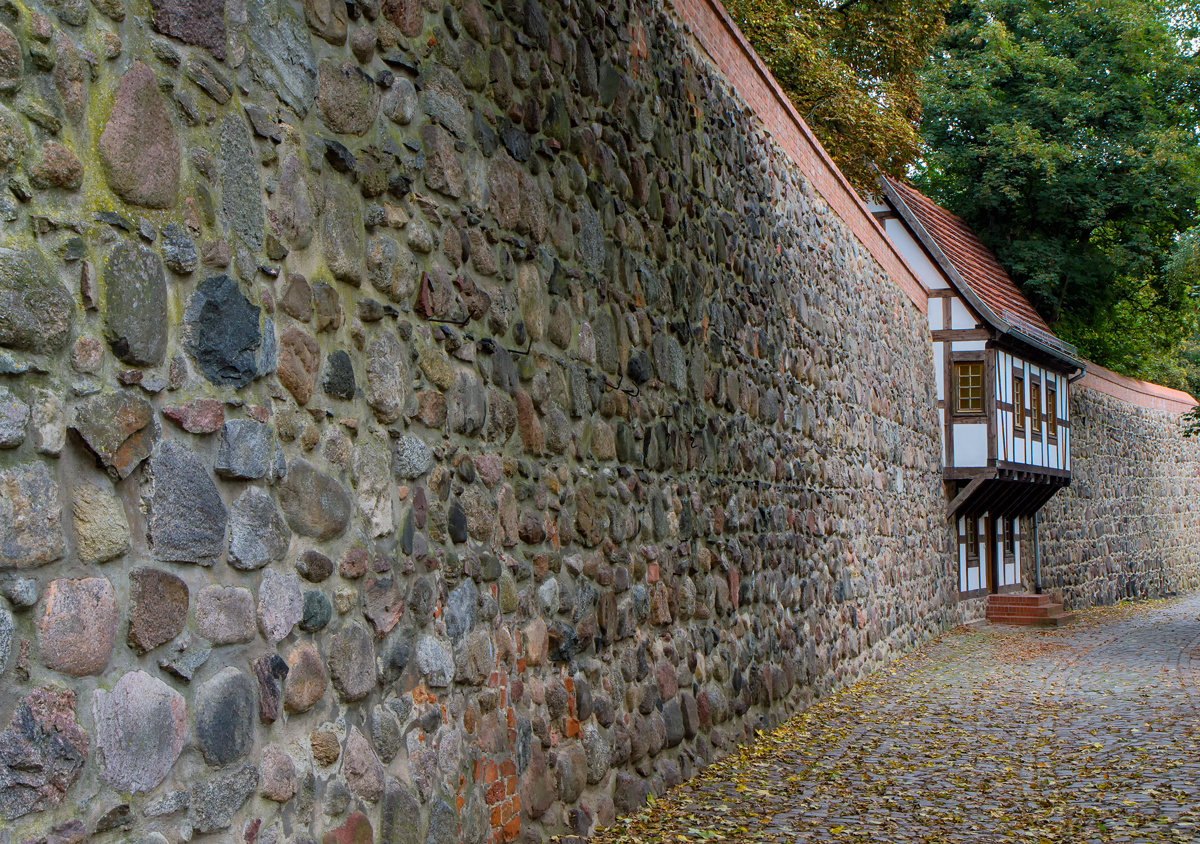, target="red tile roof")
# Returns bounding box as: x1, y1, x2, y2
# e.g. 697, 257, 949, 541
885, 178, 1054, 337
